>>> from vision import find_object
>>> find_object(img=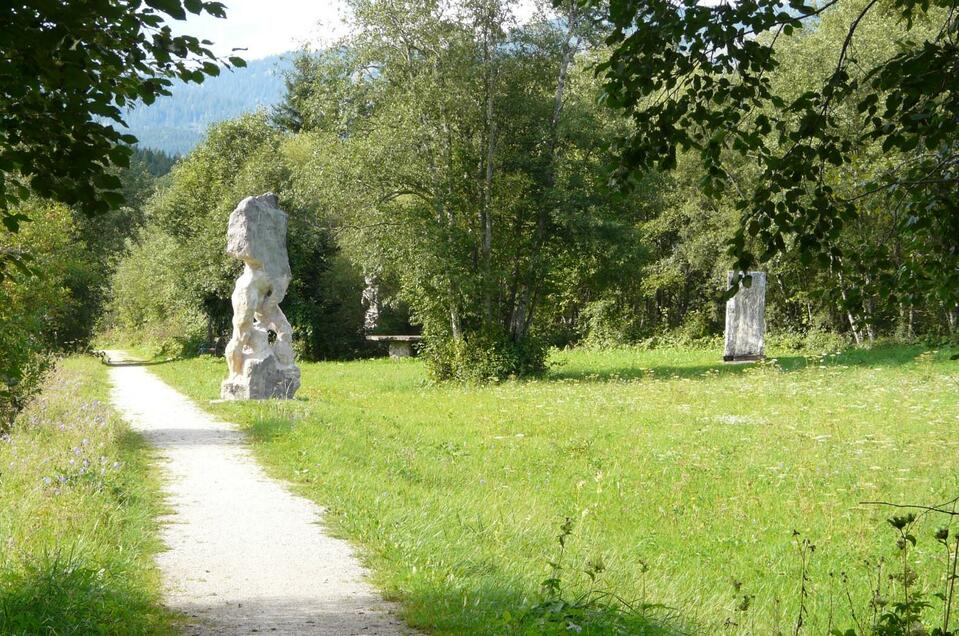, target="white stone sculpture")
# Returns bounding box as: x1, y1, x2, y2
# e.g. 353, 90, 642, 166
361, 272, 380, 332
221, 193, 301, 399
724, 271, 766, 362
